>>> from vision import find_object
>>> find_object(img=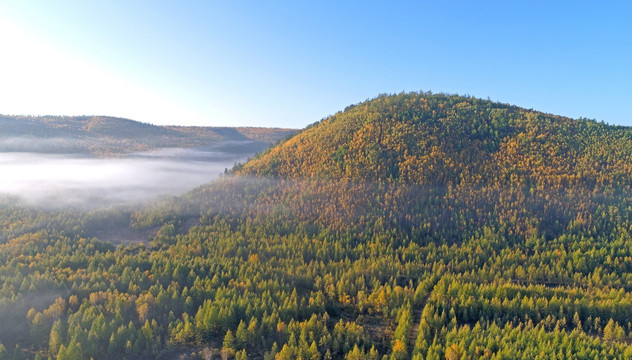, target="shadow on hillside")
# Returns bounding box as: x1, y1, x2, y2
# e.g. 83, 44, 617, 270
212, 128, 249, 140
